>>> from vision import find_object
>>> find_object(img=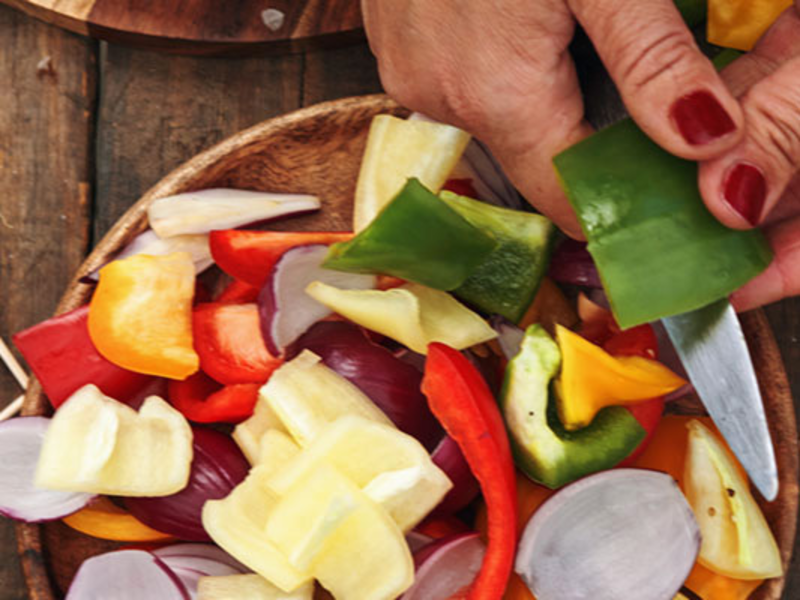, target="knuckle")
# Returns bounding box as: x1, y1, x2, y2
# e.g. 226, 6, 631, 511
747, 87, 800, 170
615, 28, 699, 93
